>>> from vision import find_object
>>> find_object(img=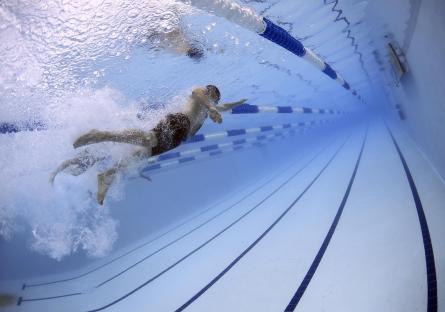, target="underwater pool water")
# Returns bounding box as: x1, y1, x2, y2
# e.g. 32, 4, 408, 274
1, 0, 444, 311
